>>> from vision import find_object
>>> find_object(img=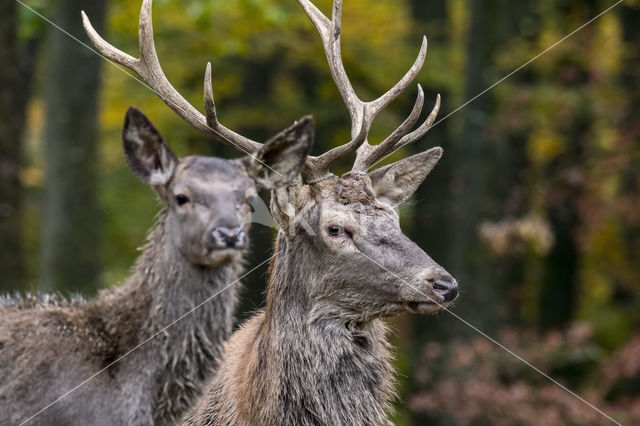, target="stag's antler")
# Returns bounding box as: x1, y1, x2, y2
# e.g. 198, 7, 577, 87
297, 0, 440, 179
83, 0, 439, 180
82, 0, 262, 155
